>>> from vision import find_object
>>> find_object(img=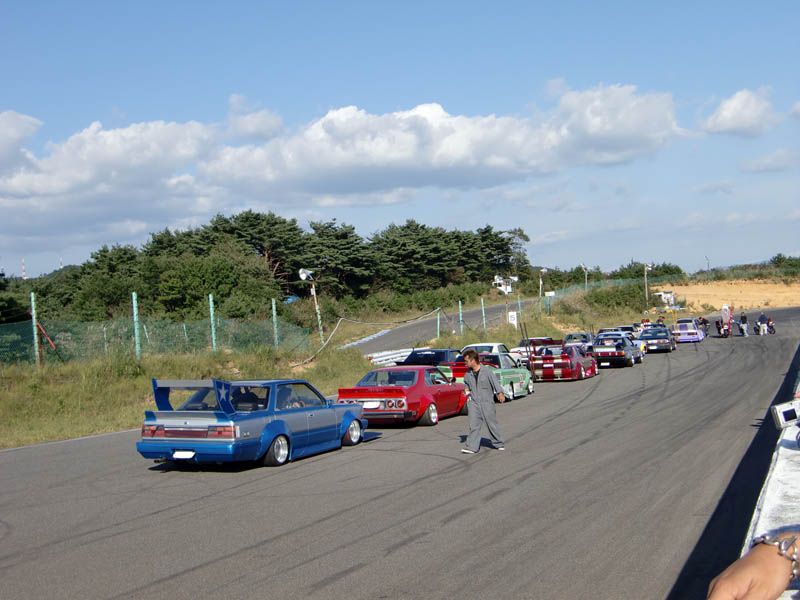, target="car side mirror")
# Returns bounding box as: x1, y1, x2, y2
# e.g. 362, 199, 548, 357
450, 377, 457, 384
